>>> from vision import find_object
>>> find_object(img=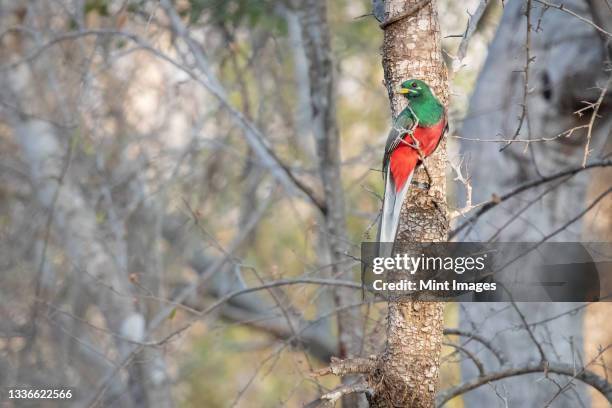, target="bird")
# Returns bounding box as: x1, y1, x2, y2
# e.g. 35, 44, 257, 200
378, 79, 447, 246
